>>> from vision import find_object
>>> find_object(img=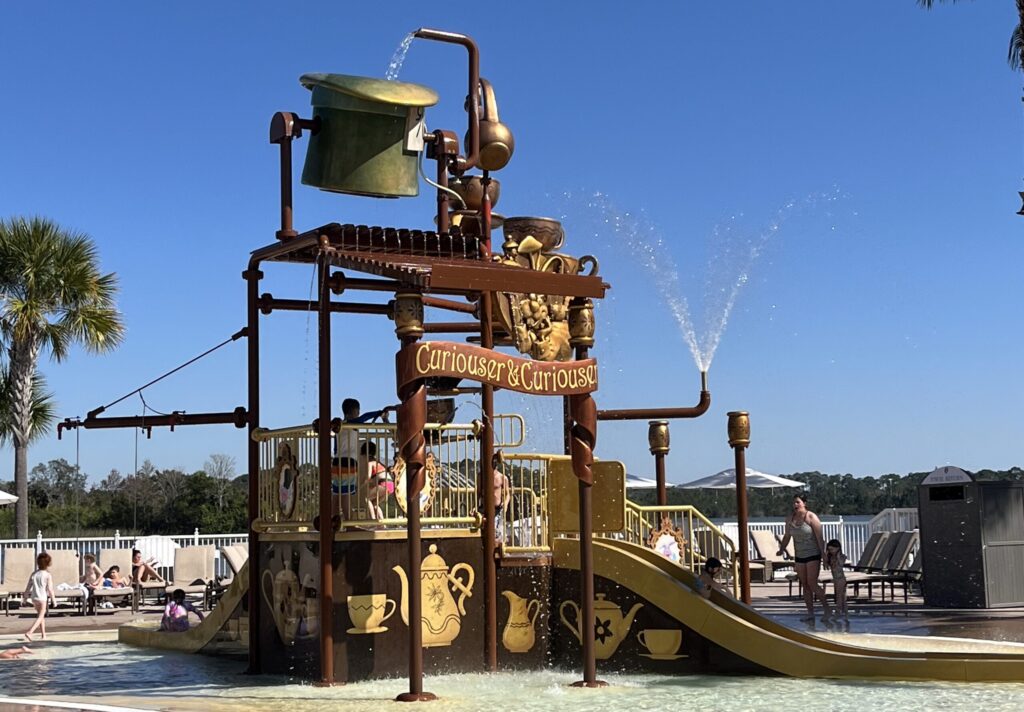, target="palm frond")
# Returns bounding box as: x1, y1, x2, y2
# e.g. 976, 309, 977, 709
0, 367, 55, 446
